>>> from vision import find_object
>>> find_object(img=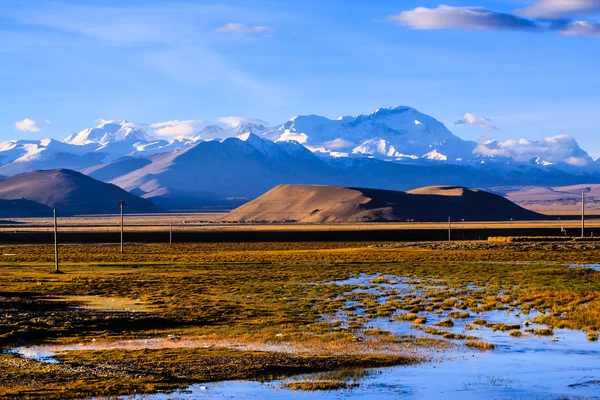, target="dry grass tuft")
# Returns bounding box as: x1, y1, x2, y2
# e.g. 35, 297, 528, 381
434, 318, 454, 328
284, 381, 352, 391
465, 340, 496, 351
